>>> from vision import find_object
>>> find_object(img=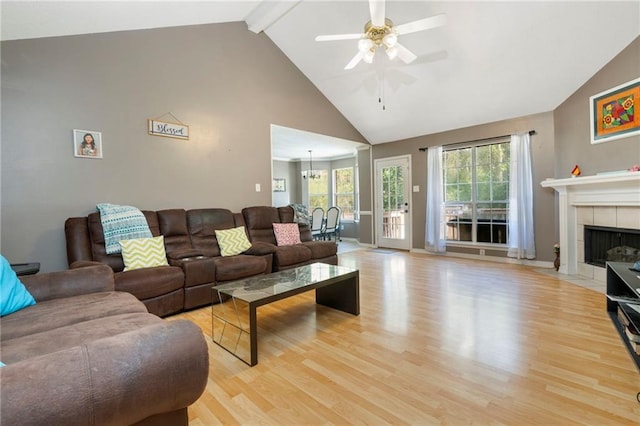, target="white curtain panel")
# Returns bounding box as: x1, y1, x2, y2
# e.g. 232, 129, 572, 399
507, 133, 536, 259
425, 145, 446, 253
